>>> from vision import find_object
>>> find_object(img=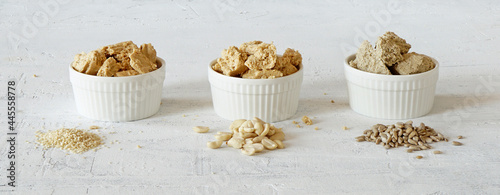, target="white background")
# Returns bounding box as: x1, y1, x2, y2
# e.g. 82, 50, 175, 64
1, 0, 499, 194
